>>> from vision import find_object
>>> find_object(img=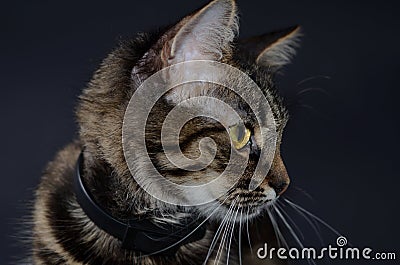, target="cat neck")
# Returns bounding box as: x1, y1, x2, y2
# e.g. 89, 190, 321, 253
77, 151, 207, 256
